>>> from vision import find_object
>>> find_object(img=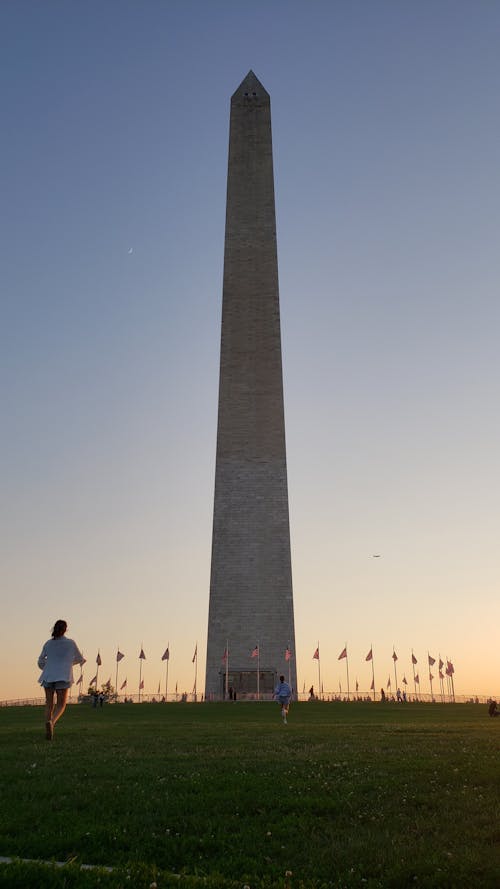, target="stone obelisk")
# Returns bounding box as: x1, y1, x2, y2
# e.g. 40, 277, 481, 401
205, 72, 297, 700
